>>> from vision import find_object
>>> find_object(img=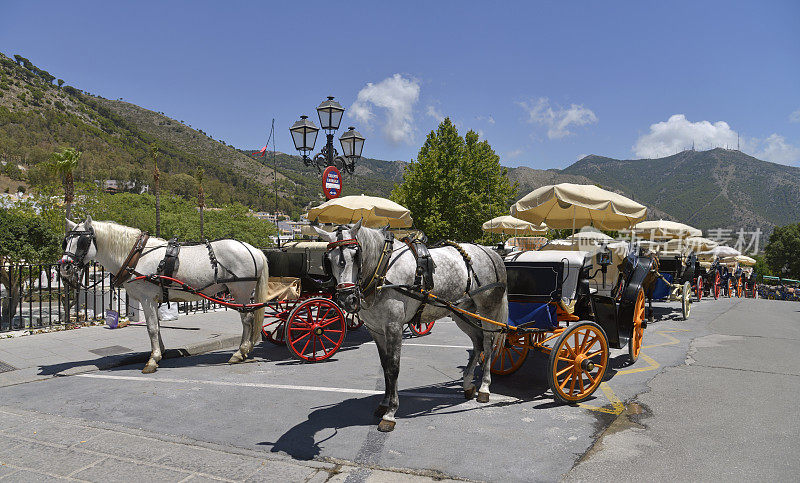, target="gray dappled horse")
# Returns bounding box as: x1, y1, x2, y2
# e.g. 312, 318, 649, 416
60, 217, 269, 373
315, 221, 508, 432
